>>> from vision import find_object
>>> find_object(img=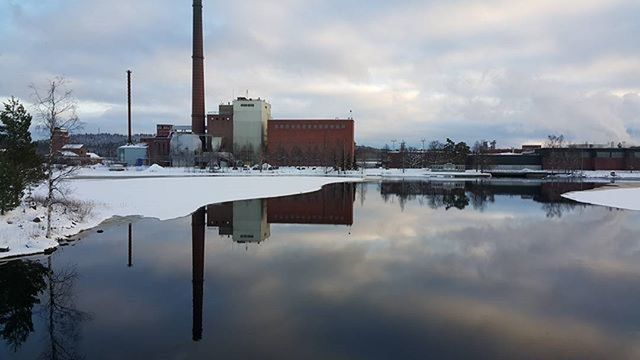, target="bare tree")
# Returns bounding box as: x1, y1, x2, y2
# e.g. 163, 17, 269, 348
31, 77, 82, 238
471, 140, 494, 172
